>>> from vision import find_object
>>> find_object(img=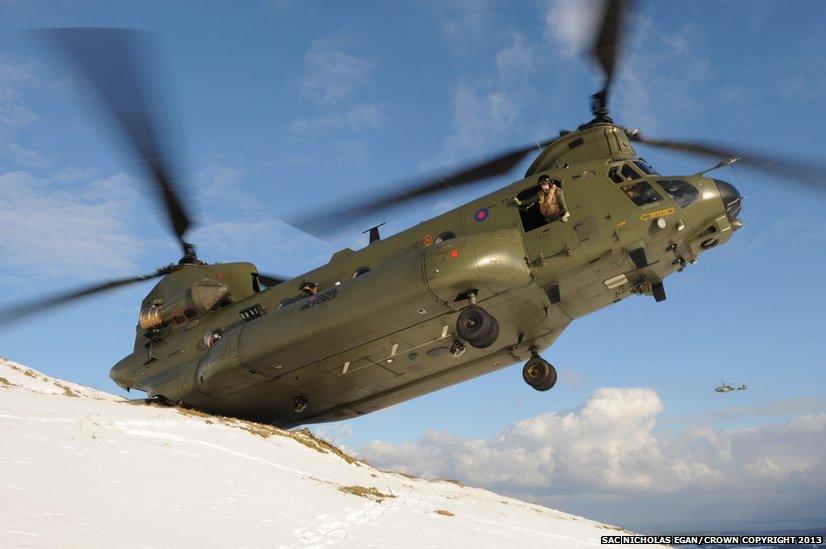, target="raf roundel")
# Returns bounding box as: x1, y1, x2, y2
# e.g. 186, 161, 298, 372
474, 208, 489, 222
